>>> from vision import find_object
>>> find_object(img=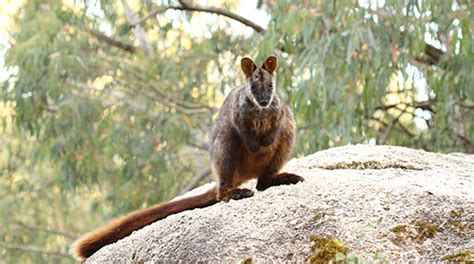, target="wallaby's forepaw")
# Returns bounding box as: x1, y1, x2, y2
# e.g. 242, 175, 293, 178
259, 135, 274, 146
247, 141, 260, 152
228, 188, 254, 200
